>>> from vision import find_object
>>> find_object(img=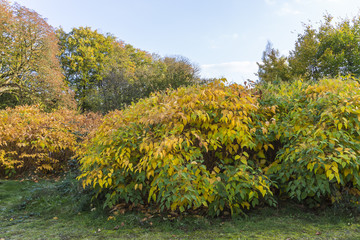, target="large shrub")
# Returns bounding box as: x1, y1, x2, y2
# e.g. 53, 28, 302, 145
0, 105, 101, 177
78, 80, 275, 216
260, 78, 360, 204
